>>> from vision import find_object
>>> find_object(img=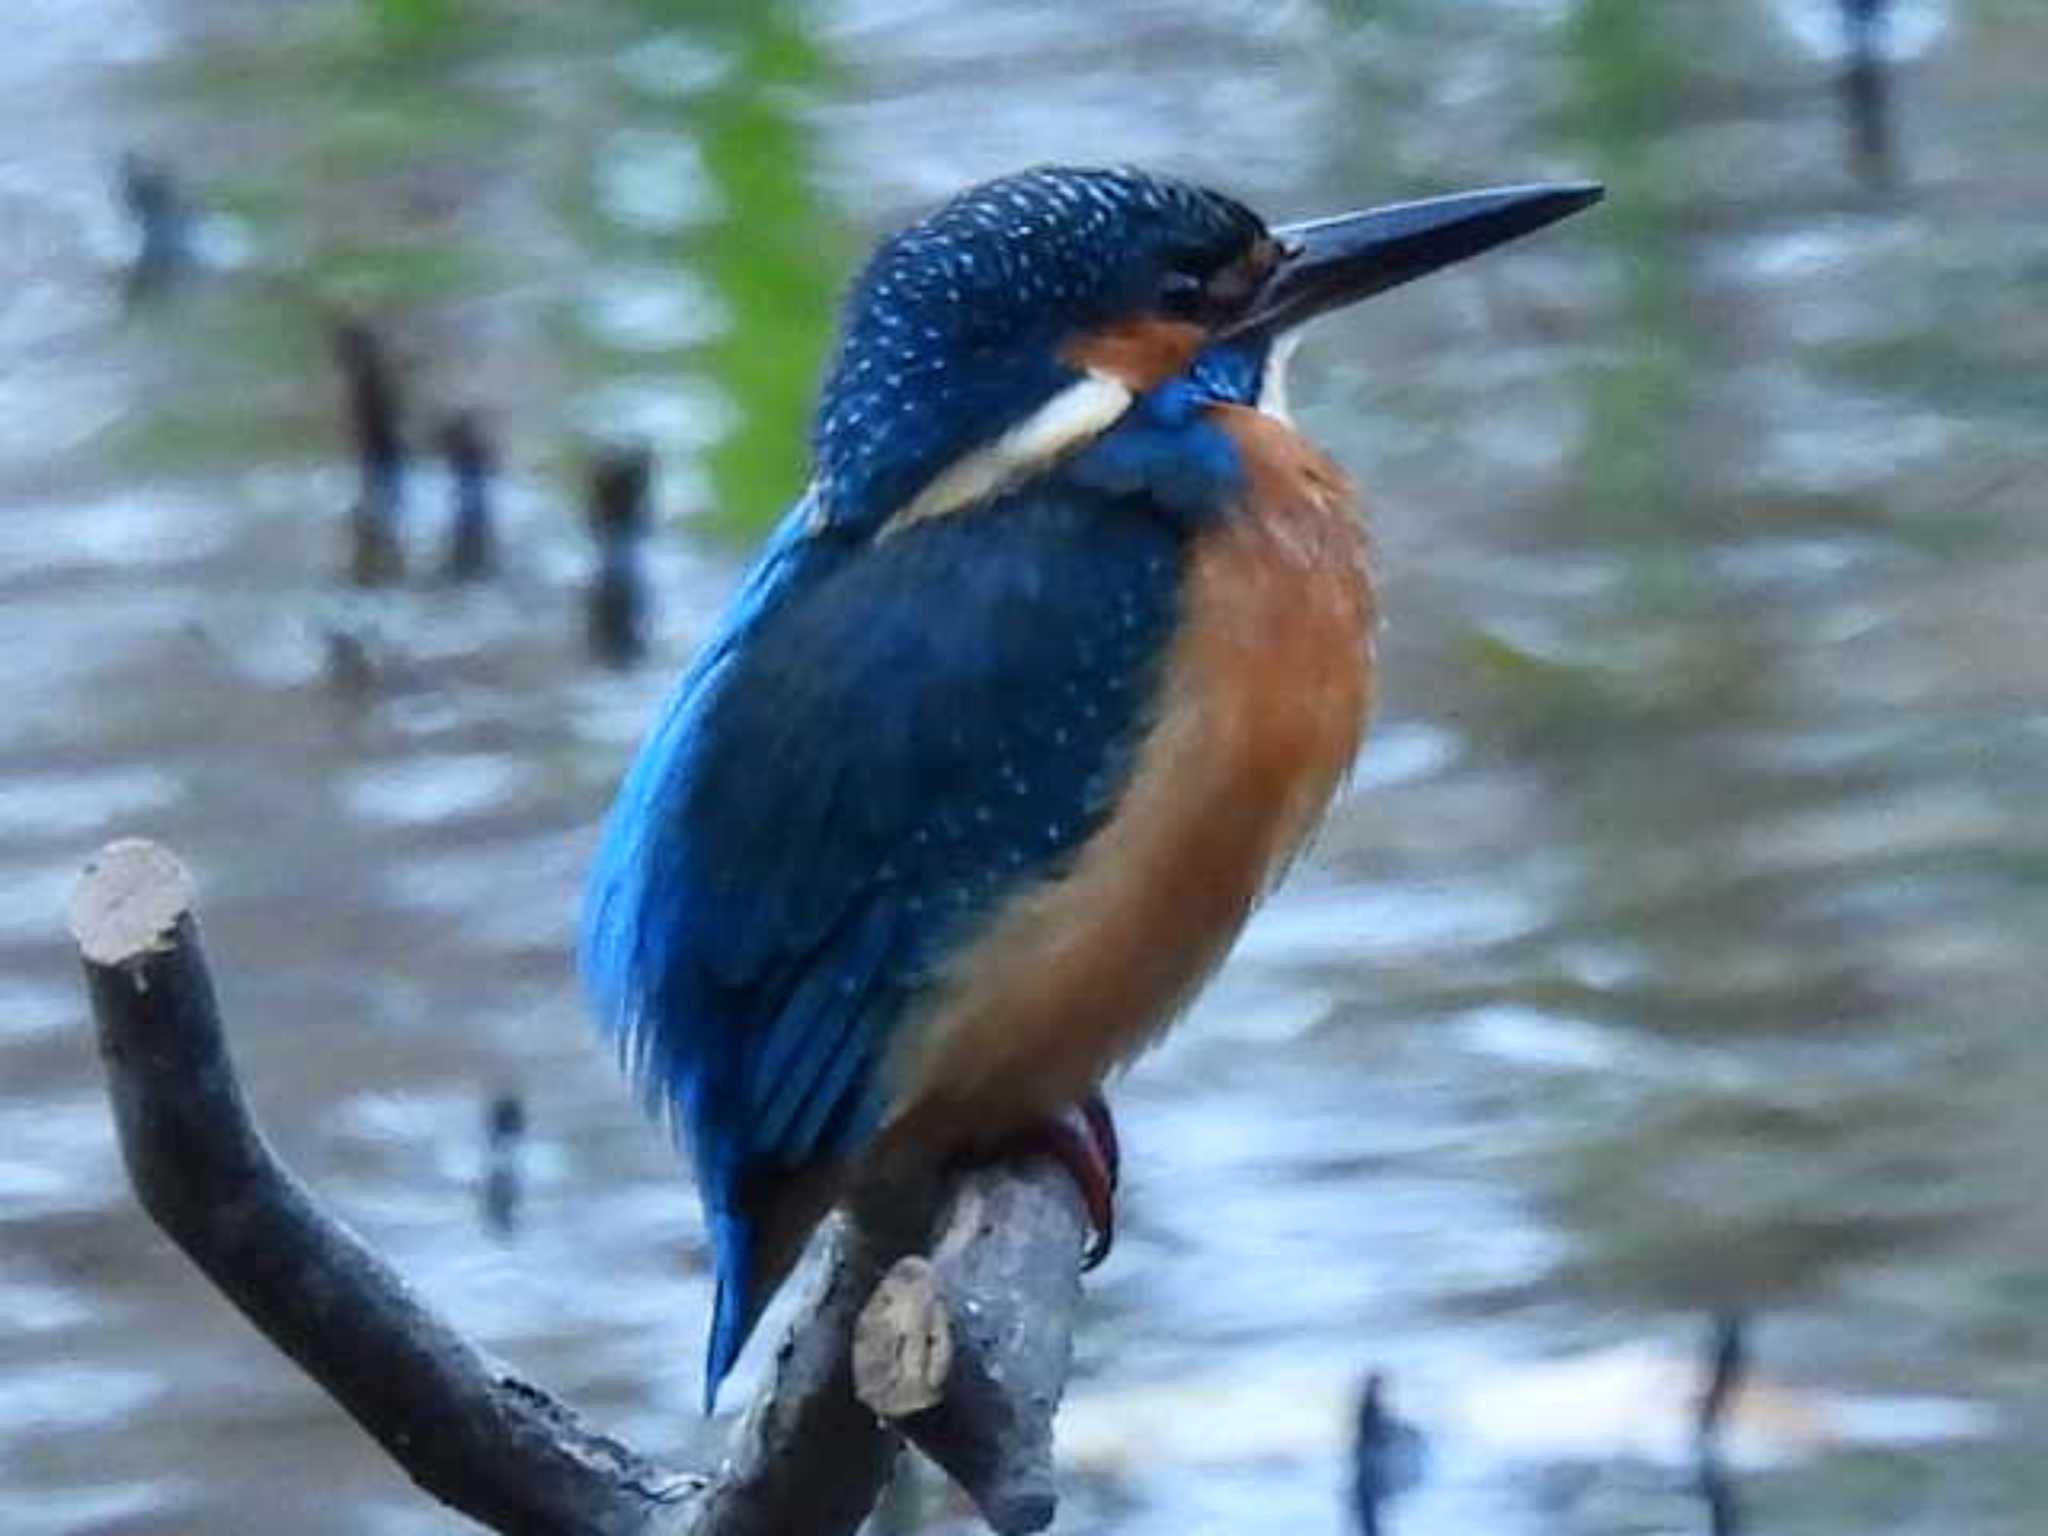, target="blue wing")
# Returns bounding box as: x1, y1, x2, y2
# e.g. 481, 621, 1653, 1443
580, 481, 1183, 1403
